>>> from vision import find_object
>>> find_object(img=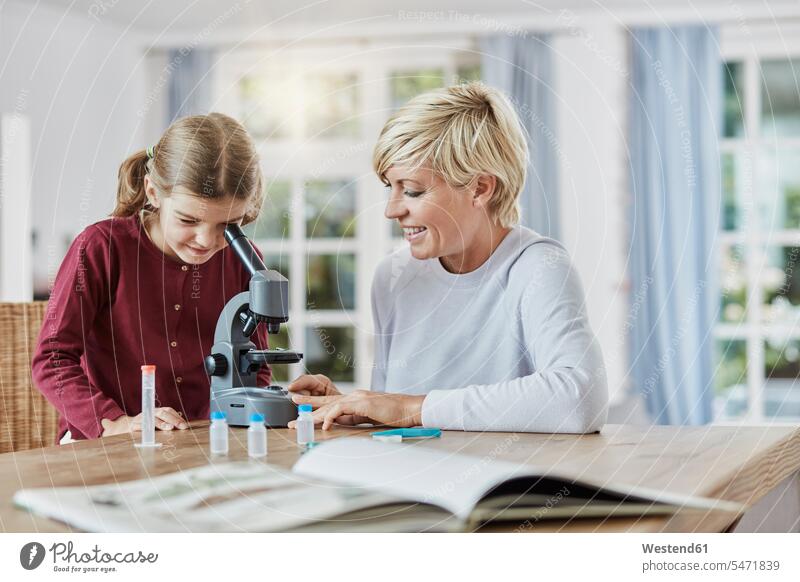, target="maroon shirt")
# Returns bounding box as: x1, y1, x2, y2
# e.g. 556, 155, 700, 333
32, 214, 272, 442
